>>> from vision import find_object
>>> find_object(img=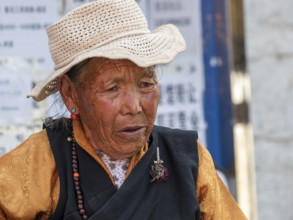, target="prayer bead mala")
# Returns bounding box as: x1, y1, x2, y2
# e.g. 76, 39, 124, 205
67, 123, 88, 220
